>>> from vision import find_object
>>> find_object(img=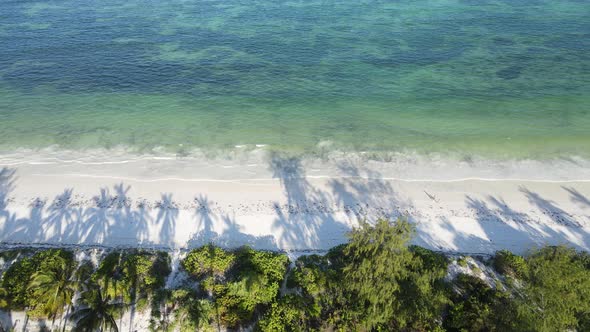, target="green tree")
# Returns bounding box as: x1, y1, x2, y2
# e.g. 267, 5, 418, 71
181, 245, 289, 329
493, 250, 528, 279
343, 218, 448, 330
215, 247, 288, 328
0, 287, 7, 308
182, 244, 235, 284
515, 246, 590, 331
92, 250, 170, 330
286, 247, 350, 330
166, 288, 213, 332
182, 244, 235, 330
257, 295, 307, 332
1, 252, 39, 309
70, 285, 124, 332
396, 246, 450, 331
444, 274, 517, 332
93, 252, 126, 302
1, 248, 76, 323
28, 253, 77, 331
